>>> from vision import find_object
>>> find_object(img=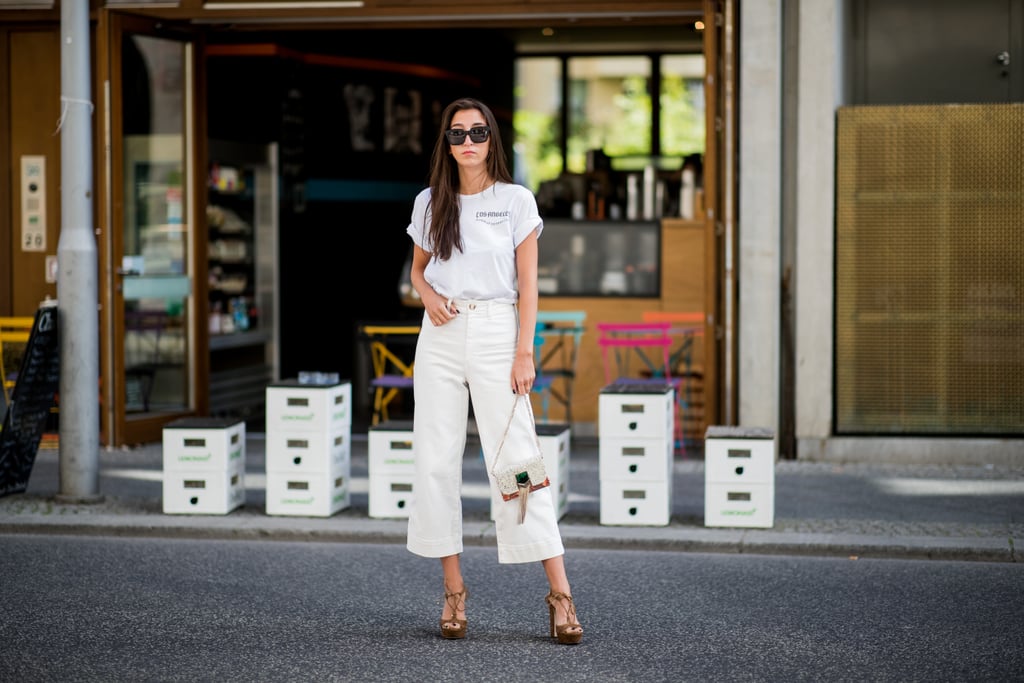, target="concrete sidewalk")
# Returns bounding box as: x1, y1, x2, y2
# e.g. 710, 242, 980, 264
1, 433, 1021, 563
